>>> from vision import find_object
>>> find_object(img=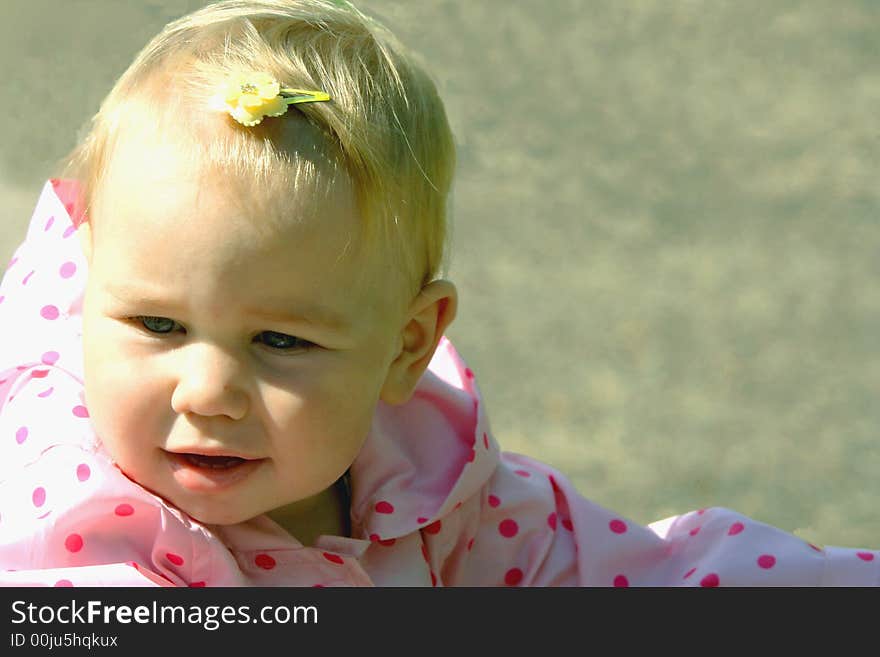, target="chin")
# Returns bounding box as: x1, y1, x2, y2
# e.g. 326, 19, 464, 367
181, 504, 252, 526
151, 490, 248, 525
